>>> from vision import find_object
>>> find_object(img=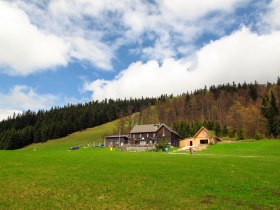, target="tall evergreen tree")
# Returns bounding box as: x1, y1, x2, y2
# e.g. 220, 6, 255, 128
261, 92, 280, 137
249, 82, 258, 101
